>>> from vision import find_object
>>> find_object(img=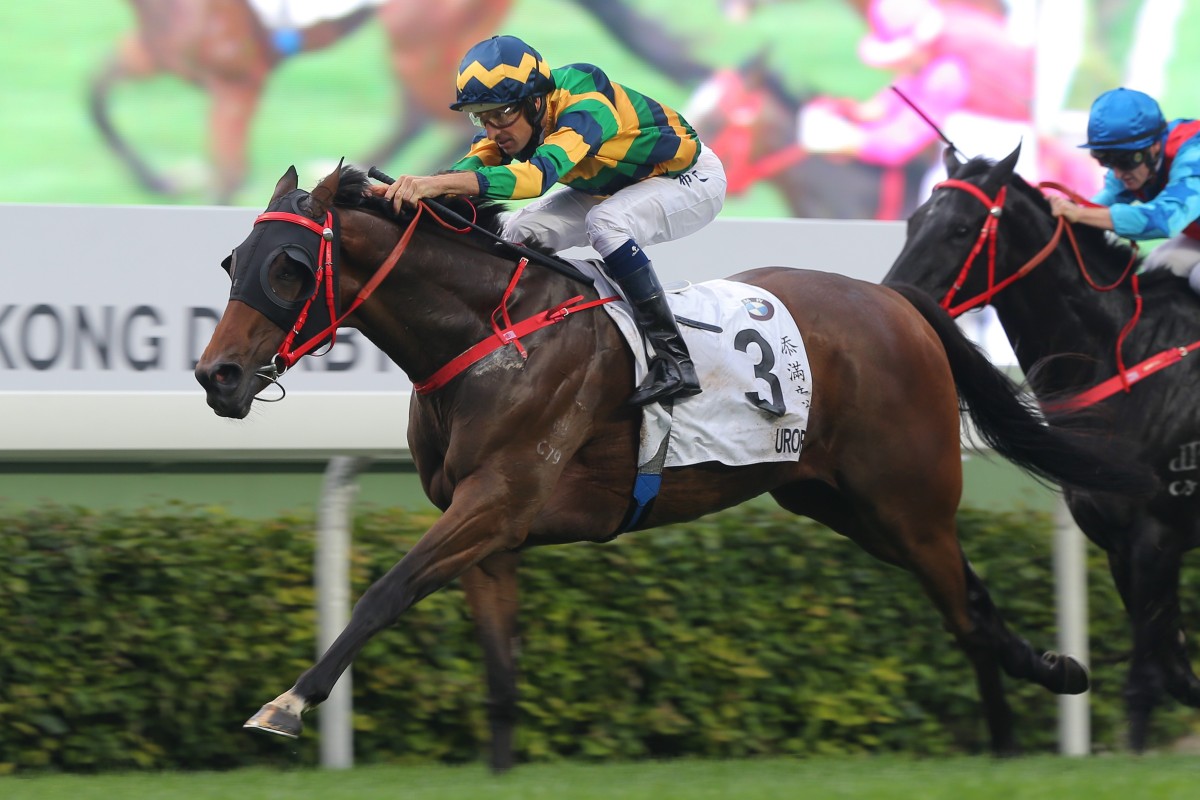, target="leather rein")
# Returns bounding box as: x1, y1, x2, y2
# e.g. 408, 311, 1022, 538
933, 177, 1199, 410
251, 198, 615, 398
